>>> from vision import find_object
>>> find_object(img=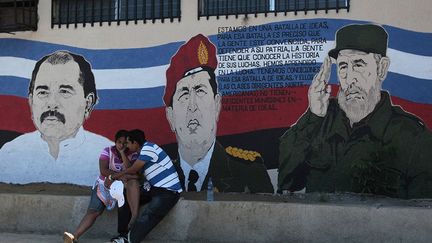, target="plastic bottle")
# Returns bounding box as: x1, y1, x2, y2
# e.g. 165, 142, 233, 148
207, 177, 214, 201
